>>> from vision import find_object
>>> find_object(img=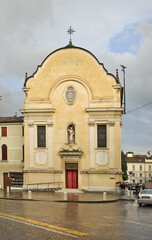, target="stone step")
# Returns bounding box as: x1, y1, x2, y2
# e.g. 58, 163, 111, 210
57, 188, 82, 193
